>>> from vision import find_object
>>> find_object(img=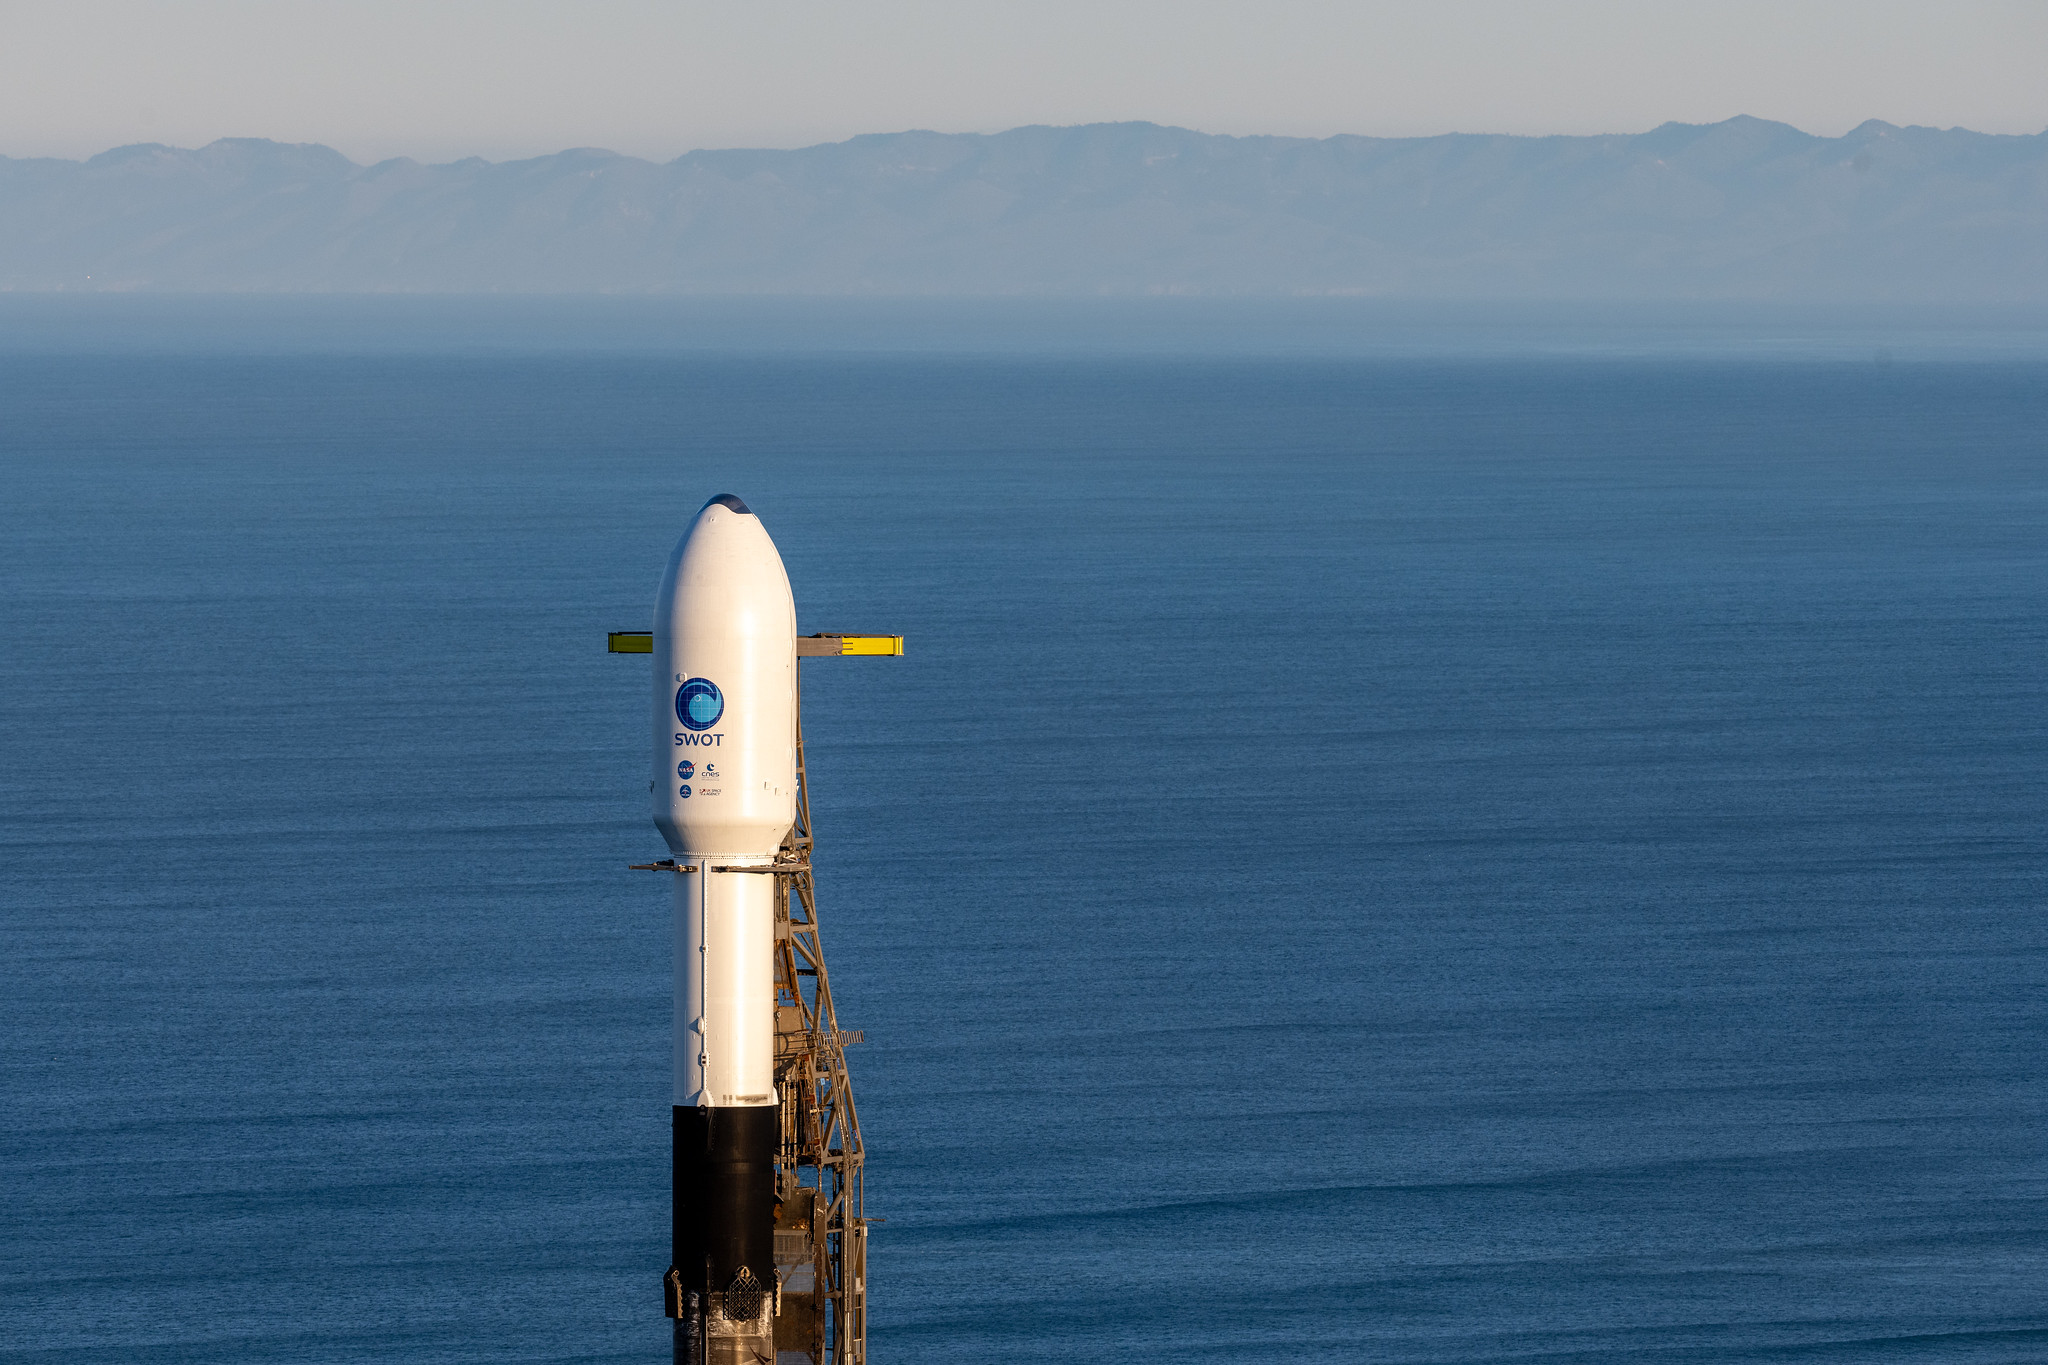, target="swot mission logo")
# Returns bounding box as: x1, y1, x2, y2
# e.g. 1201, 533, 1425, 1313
675, 678, 724, 730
